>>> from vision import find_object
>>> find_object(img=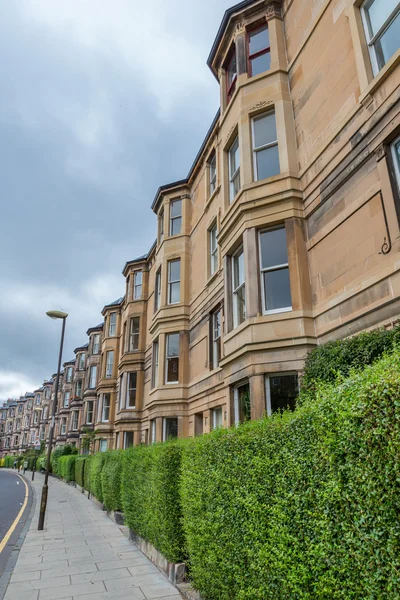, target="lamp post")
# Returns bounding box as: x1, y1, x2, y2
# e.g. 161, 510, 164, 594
38, 310, 68, 531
